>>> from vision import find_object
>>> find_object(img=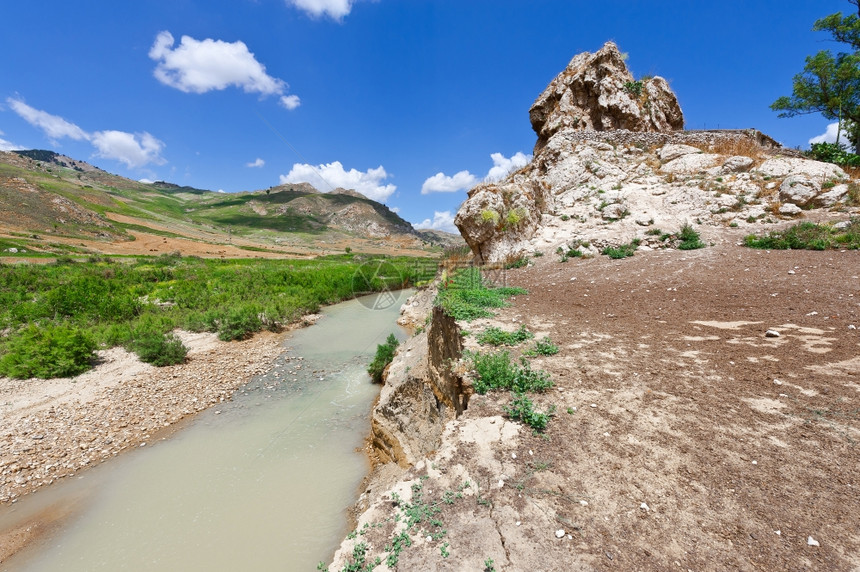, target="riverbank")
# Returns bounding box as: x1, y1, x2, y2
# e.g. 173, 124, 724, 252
0, 316, 319, 563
